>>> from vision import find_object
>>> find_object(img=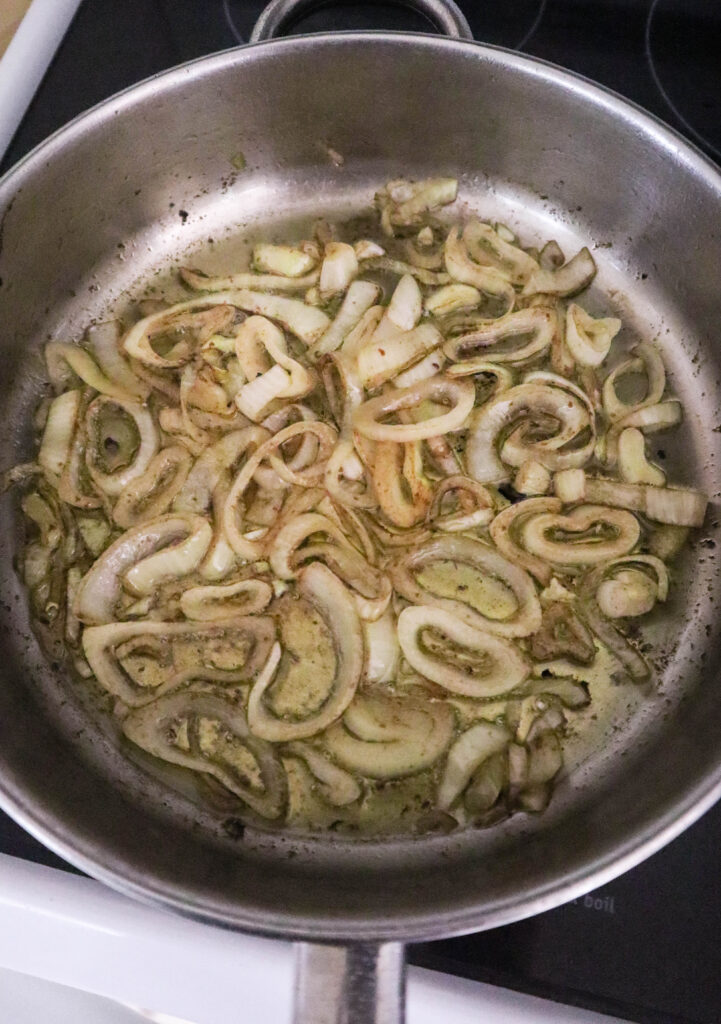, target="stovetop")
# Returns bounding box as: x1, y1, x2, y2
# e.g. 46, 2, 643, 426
1, 3, 720, 1023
